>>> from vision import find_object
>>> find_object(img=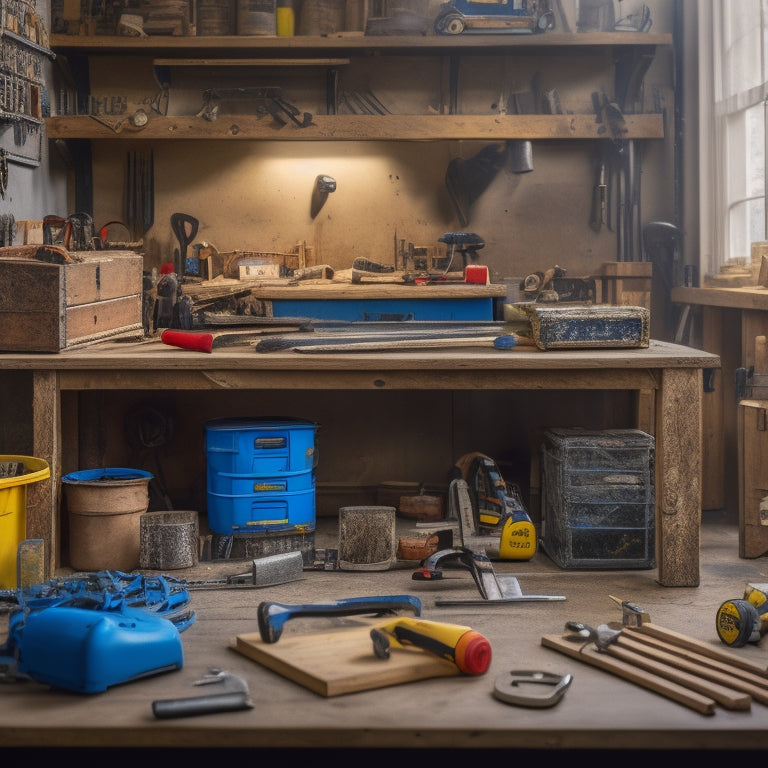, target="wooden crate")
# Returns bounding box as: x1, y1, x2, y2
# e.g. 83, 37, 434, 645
599, 261, 653, 311
738, 399, 768, 558
0, 251, 144, 352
